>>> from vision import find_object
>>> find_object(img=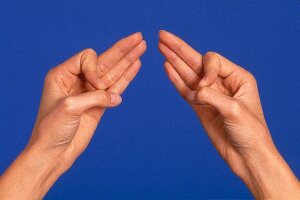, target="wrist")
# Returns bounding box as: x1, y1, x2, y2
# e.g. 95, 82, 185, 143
28, 128, 76, 173
25, 140, 68, 174
0, 142, 66, 200
25, 139, 70, 177
22, 143, 66, 197
240, 140, 300, 199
